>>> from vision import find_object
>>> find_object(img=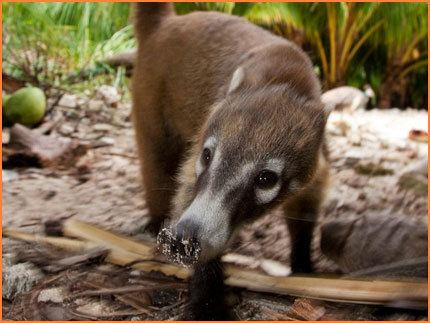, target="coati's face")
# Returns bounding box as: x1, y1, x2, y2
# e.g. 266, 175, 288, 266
173, 86, 328, 262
